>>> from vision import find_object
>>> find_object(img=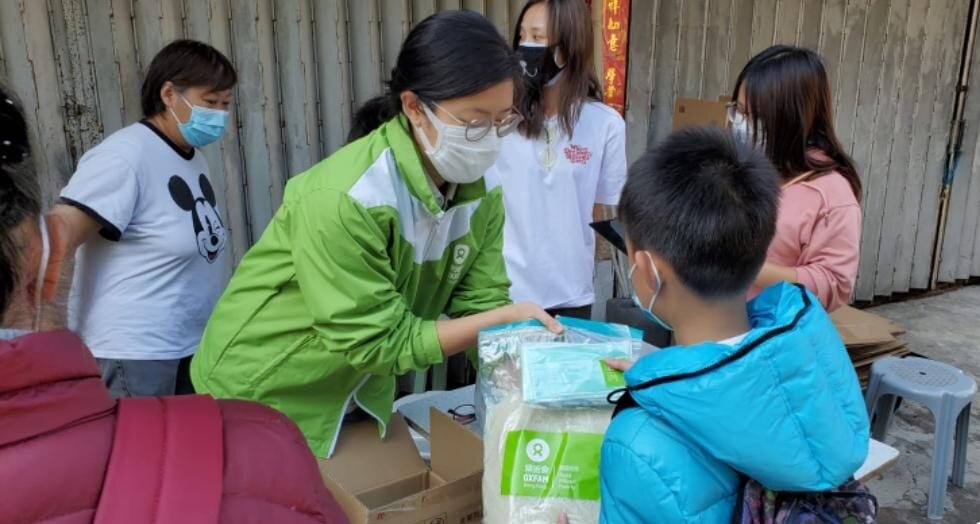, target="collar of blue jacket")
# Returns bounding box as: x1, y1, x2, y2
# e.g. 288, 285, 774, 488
600, 282, 870, 523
